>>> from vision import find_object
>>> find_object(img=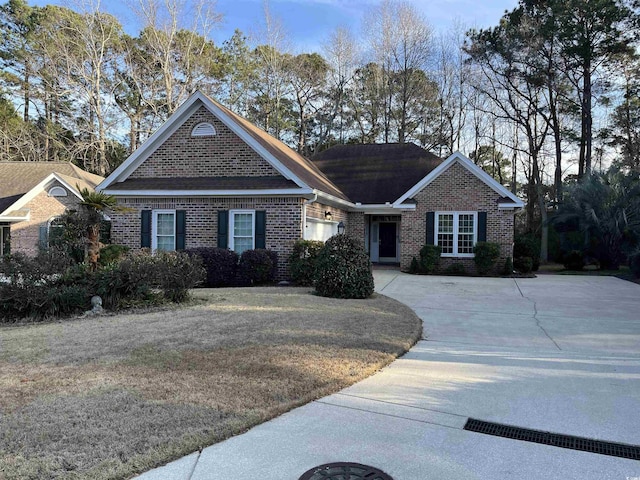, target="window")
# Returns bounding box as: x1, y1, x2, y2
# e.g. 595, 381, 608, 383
229, 210, 254, 254
191, 122, 216, 137
152, 210, 176, 251
48, 186, 67, 197
436, 212, 477, 257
